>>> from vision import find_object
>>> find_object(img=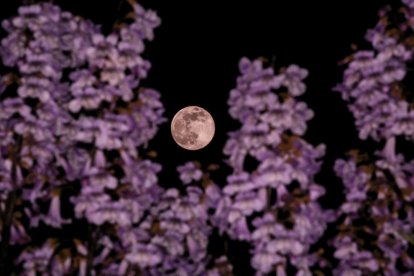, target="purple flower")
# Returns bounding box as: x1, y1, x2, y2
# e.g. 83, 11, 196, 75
333, 237, 380, 275
125, 244, 162, 267
207, 256, 234, 276
100, 61, 125, 86
116, 39, 145, 68
50, 255, 72, 276
69, 69, 96, 89
334, 158, 371, 212
177, 161, 203, 184
0, 98, 31, 120
0, 30, 26, 66
89, 199, 142, 226
56, 148, 90, 181
334, 8, 414, 141
215, 57, 333, 274
18, 76, 53, 103
68, 86, 103, 112
251, 250, 283, 273
403, 0, 414, 8
10, 221, 31, 245
128, 3, 161, 41
117, 186, 212, 275
254, 157, 292, 189
120, 155, 161, 195
281, 64, 309, 96
41, 192, 71, 228
223, 172, 255, 195
16, 239, 56, 275
19, 50, 61, 79
205, 182, 222, 207
0, 2, 166, 275
266, 238, 305, 255
72, 117, 101, 144
14, 115, 53, 142
85, 33, 118, 67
